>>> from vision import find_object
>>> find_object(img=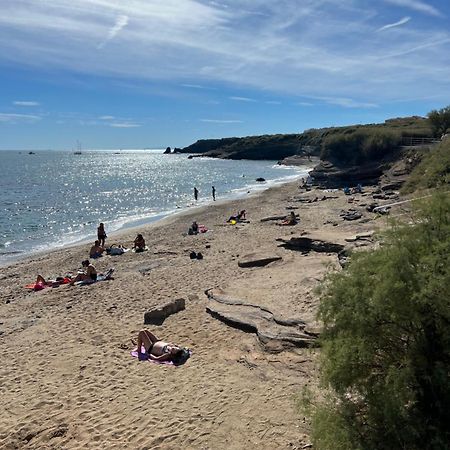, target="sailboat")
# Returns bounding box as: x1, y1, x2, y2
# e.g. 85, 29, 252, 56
74, 140, 82, 155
